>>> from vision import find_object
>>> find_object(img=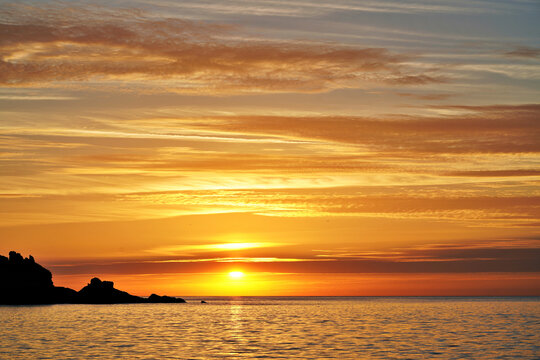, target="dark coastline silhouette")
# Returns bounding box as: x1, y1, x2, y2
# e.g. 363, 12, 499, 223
0, 251, 185, 305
